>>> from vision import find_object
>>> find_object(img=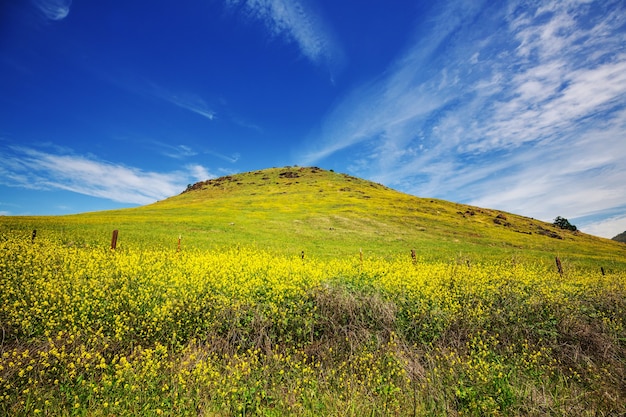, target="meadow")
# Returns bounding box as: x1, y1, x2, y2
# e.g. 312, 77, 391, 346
2, 167, 626, 415
1, 224, 625, 416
